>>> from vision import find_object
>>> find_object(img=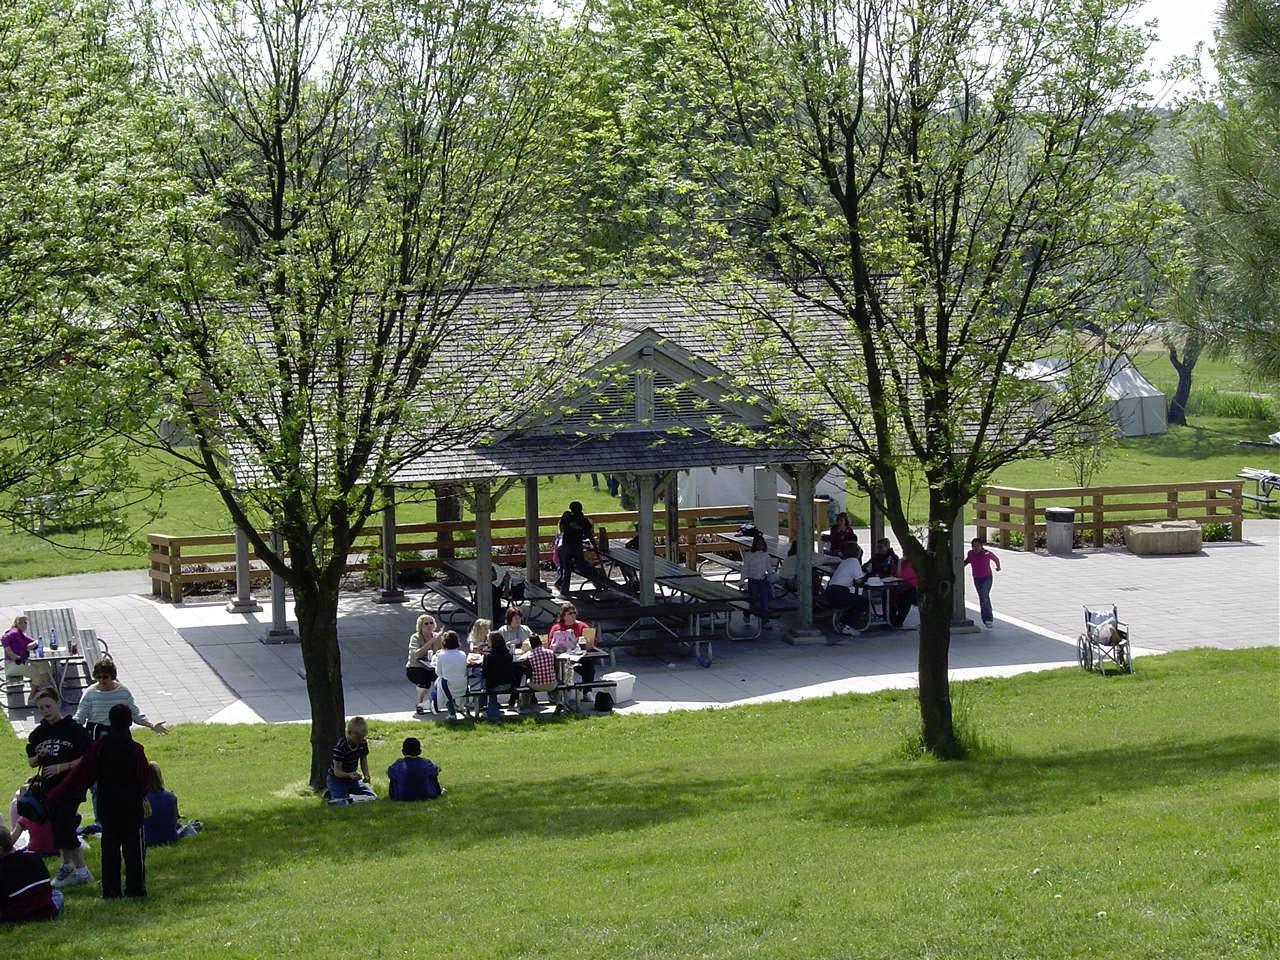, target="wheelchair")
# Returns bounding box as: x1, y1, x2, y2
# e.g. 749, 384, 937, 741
1077, 605, 1133, 674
